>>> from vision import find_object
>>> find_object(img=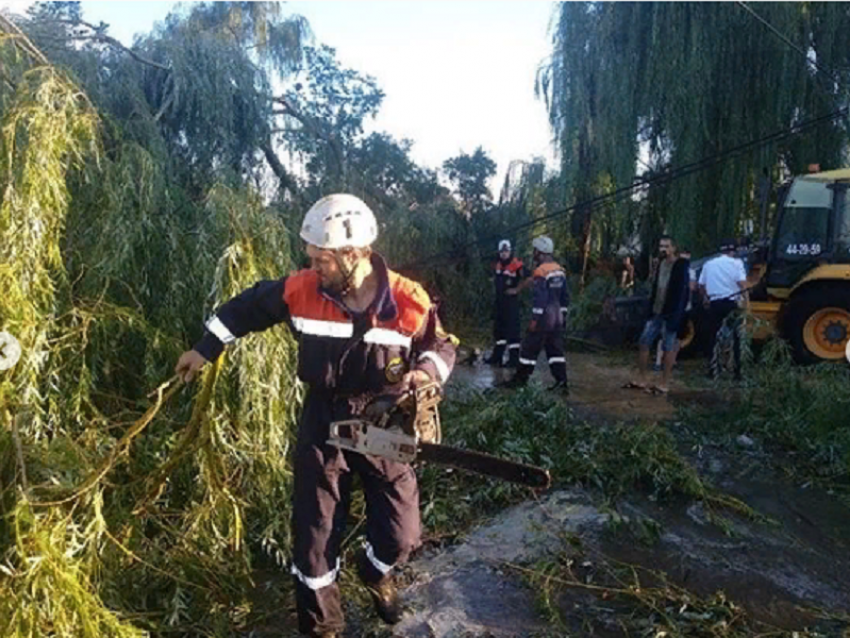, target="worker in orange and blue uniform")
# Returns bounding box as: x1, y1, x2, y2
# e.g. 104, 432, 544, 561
175, 194, 456, 638
502, 236, 569, 392
486, 239, 528, 367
